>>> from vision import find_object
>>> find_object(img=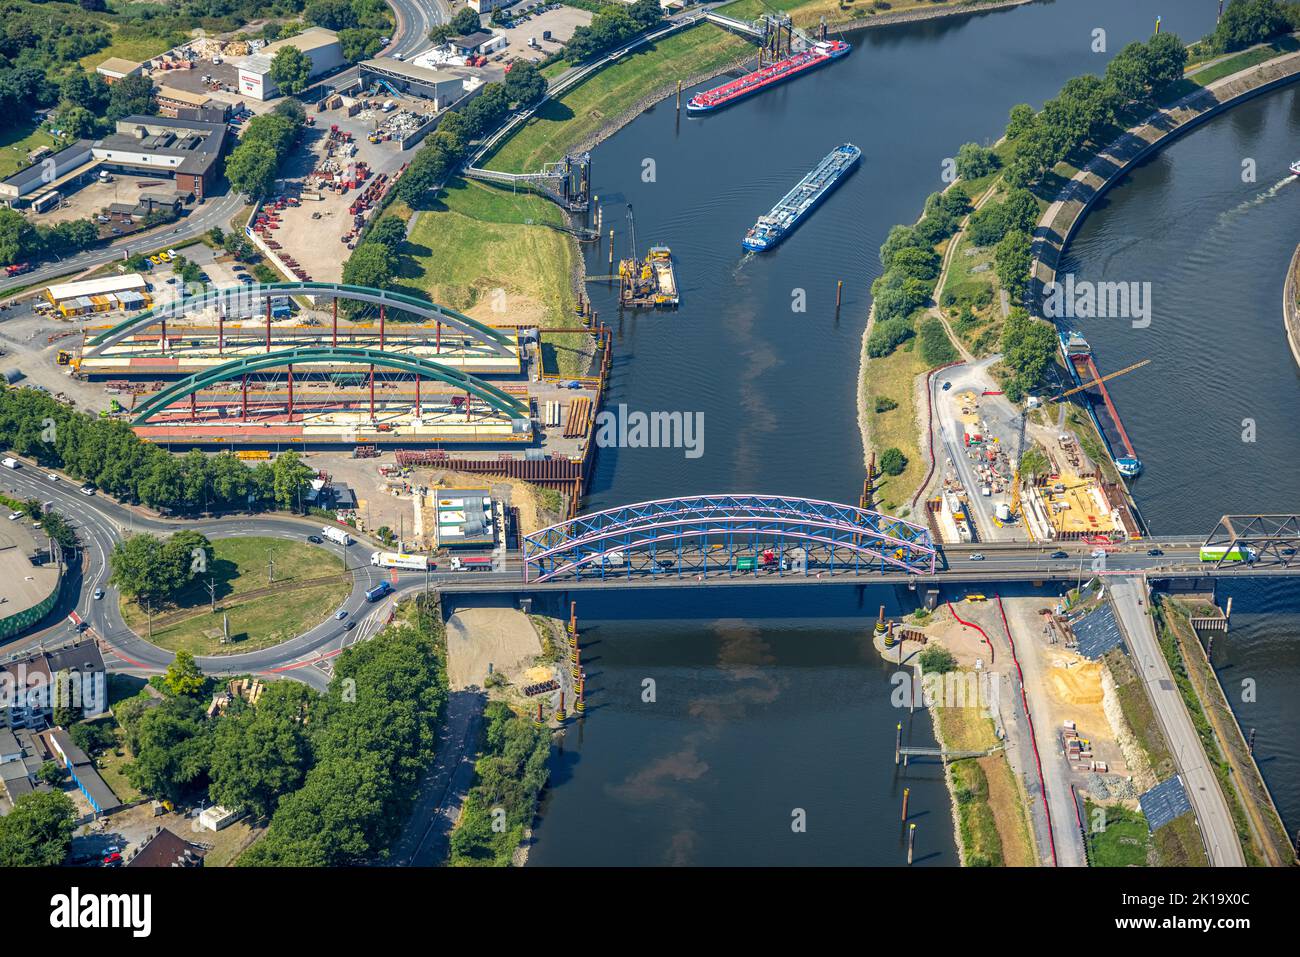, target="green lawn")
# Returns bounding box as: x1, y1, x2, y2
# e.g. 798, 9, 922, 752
119, 537, 350, 656
485, 24, 751, 174
78, 32, 180, 72
0, 123, 61, 180
397, 178, 594, 374
1085, 800, 1152, 867
92, 722, 143, 805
